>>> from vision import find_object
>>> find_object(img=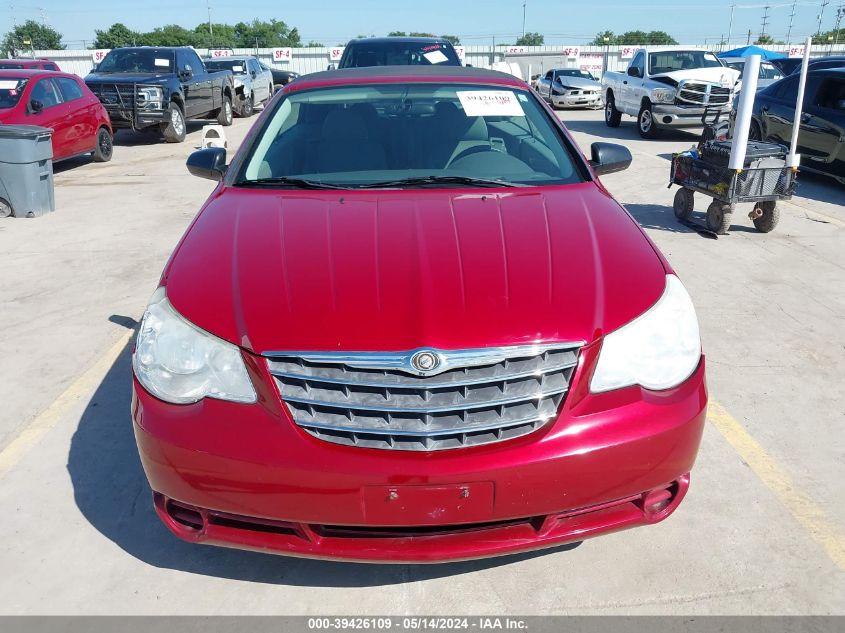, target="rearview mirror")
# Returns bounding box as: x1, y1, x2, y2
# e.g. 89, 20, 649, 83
187, 147, 227, 181
627, 66, 641, 78
27, 99, 43, 114
589, 142, 632, 176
